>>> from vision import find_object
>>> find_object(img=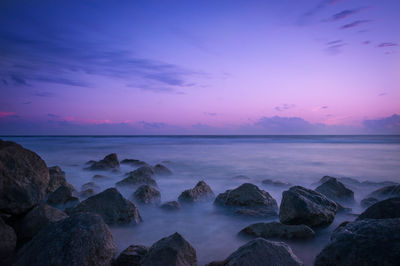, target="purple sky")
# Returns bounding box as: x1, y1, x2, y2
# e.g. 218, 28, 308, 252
0, 0, 399, 134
